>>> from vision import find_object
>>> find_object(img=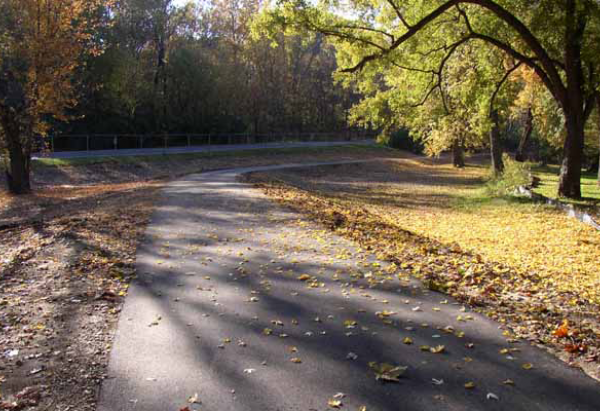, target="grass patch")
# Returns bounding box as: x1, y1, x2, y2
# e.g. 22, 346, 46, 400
533, 164, 600, 206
